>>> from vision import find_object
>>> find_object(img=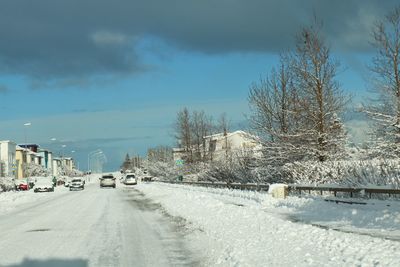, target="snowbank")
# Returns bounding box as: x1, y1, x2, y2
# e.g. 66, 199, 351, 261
136, 182, 400, 266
